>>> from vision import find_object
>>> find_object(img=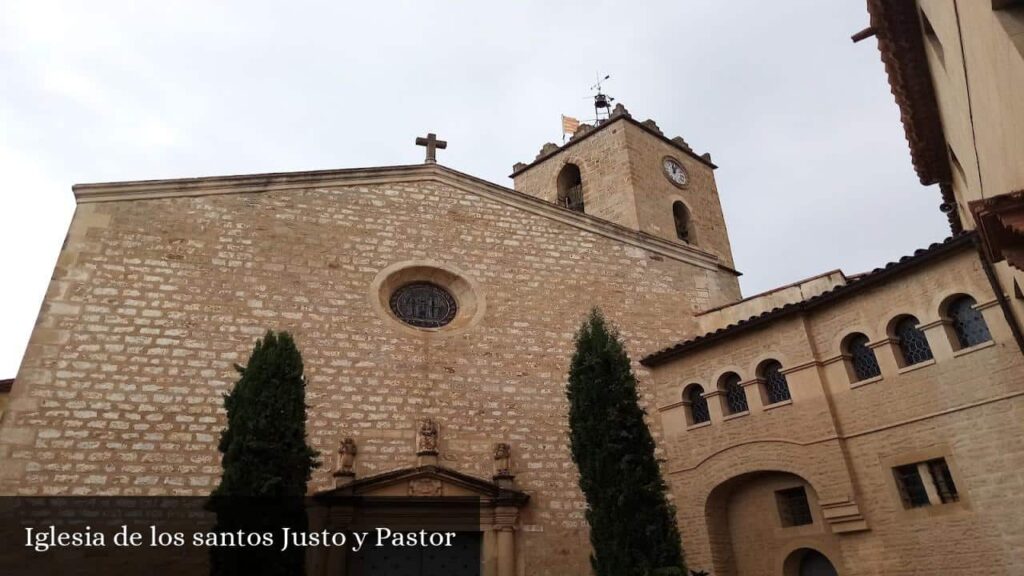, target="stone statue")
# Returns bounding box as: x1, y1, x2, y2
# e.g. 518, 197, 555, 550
333, 437, 357, 477
416, 418, 439, 455
494, 442, 512, 477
